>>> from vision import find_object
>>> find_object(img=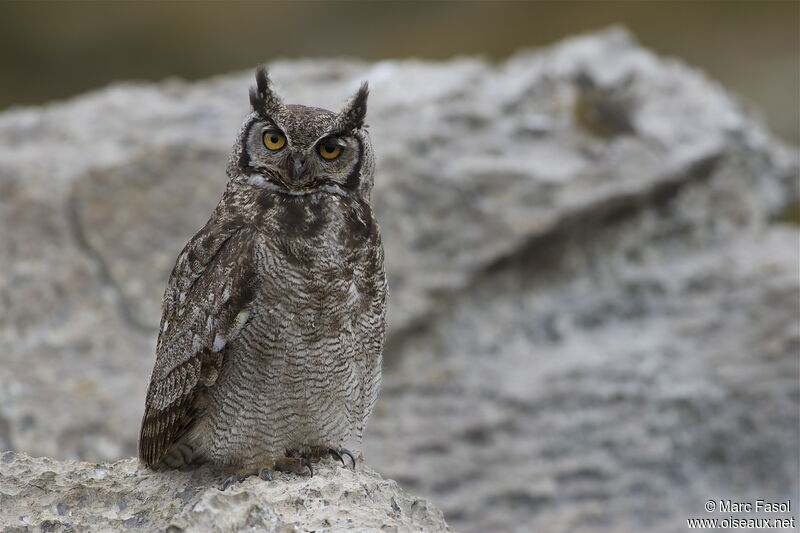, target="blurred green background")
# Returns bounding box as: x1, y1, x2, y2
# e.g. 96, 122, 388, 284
1, 0, 797, 143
